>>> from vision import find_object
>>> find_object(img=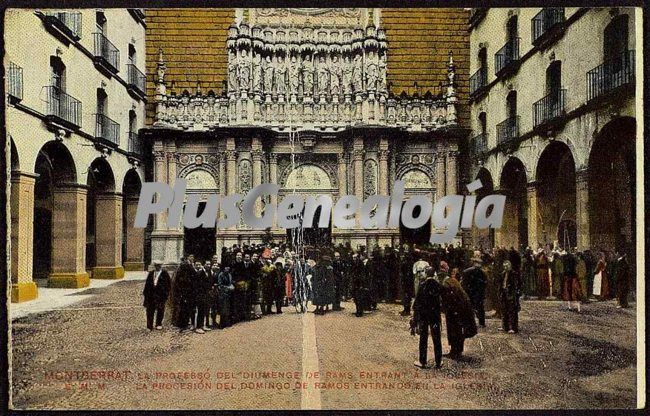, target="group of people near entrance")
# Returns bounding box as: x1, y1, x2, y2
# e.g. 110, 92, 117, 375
142, 240, 633, 369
